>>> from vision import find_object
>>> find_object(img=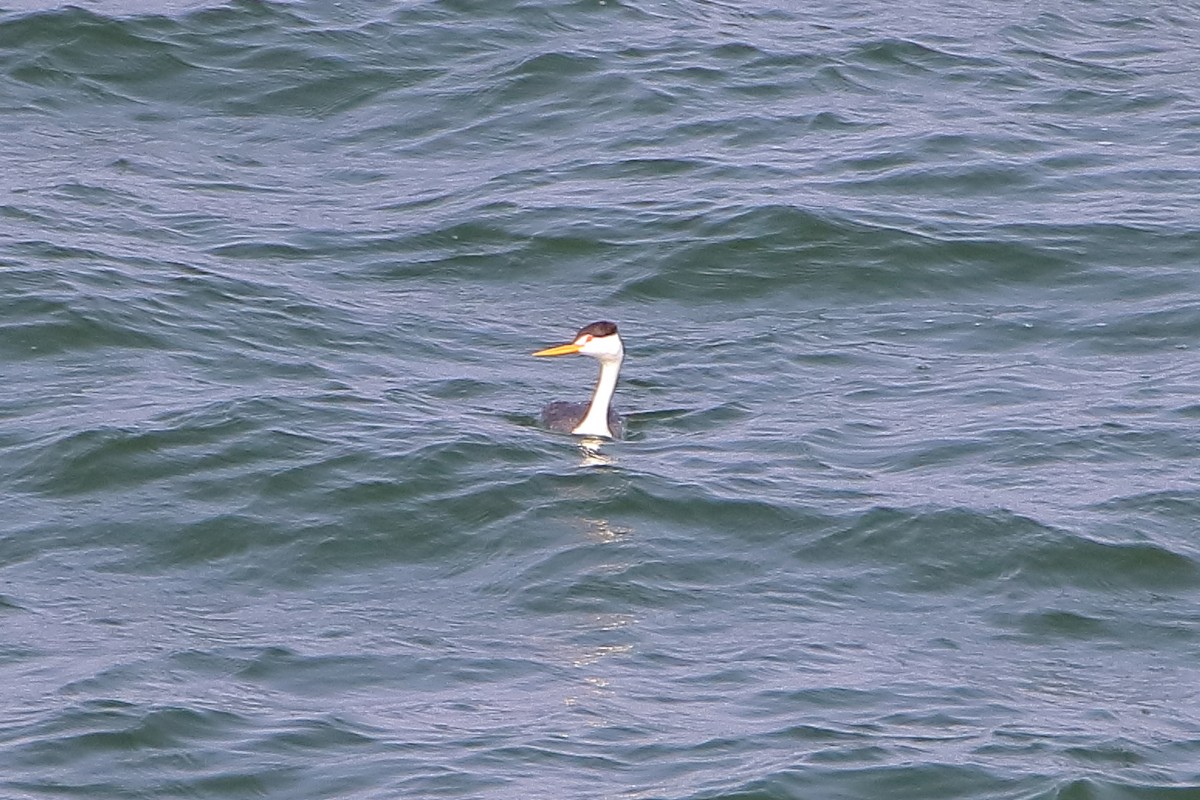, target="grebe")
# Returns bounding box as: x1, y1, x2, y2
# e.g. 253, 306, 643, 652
533, 321, 624, 438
